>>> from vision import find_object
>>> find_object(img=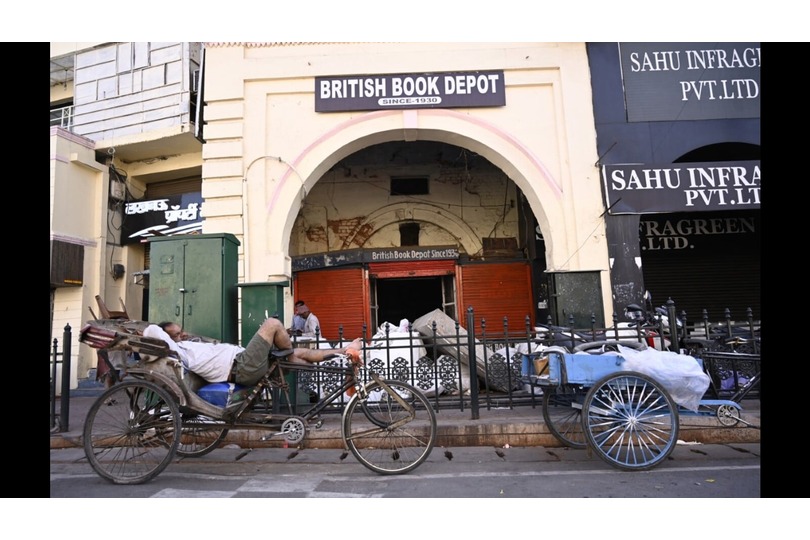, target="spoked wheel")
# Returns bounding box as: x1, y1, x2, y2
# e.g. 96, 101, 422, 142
342, 379, 437, 475
542, 386, 587, 448
174, 414, 229, 458
83, 379, 181, 484
582, 371, 679, 471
